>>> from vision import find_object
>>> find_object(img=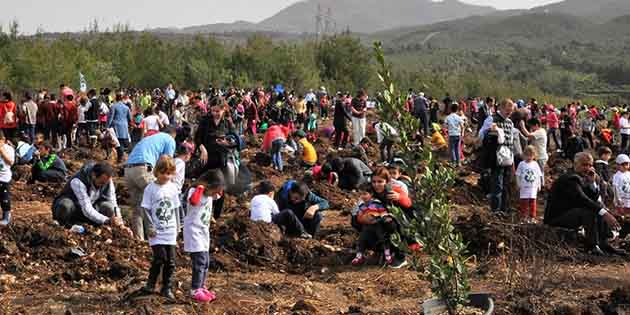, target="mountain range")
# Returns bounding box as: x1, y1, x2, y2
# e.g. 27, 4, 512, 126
153, 0, 630, 36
